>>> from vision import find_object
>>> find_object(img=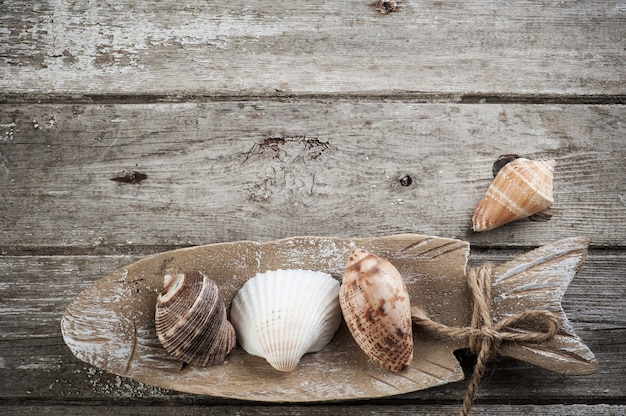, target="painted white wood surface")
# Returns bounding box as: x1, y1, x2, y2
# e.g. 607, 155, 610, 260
1, 0, 624, 96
